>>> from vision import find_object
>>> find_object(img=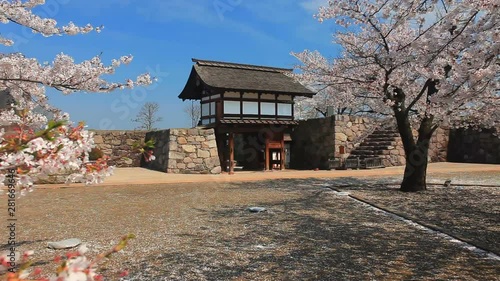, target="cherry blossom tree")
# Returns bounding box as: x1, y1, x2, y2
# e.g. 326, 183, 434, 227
0, 0, 153, 192
294, 85, 387, 119
292, 0, 499, 192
